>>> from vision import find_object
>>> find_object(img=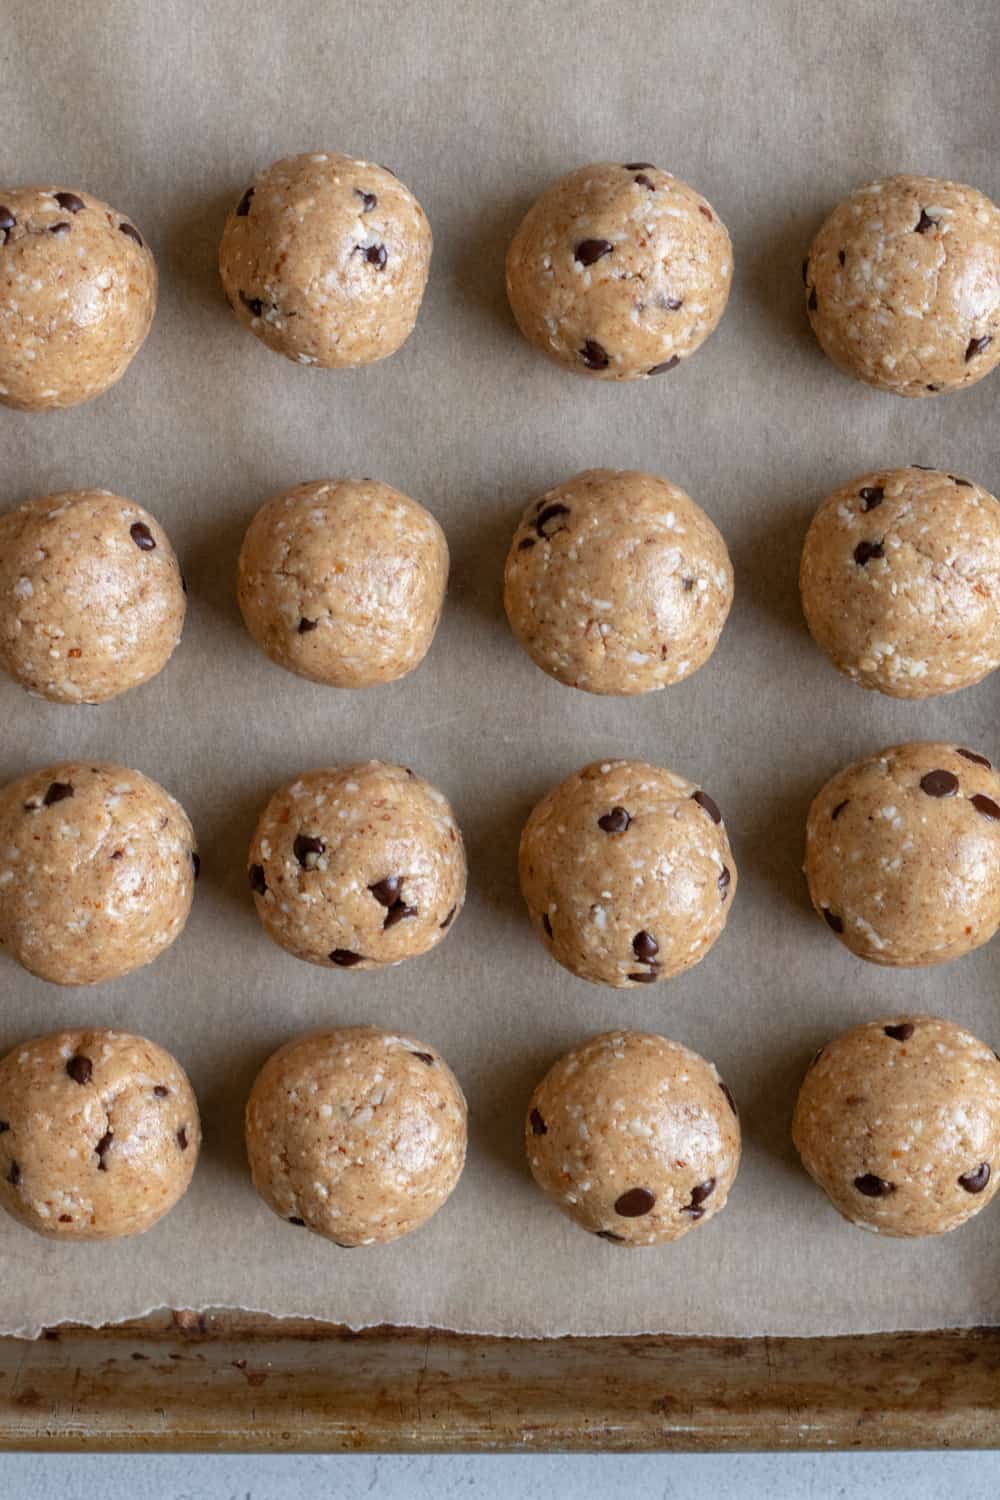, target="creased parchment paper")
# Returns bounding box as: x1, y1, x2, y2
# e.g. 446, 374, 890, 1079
1, 0, 999, 1338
